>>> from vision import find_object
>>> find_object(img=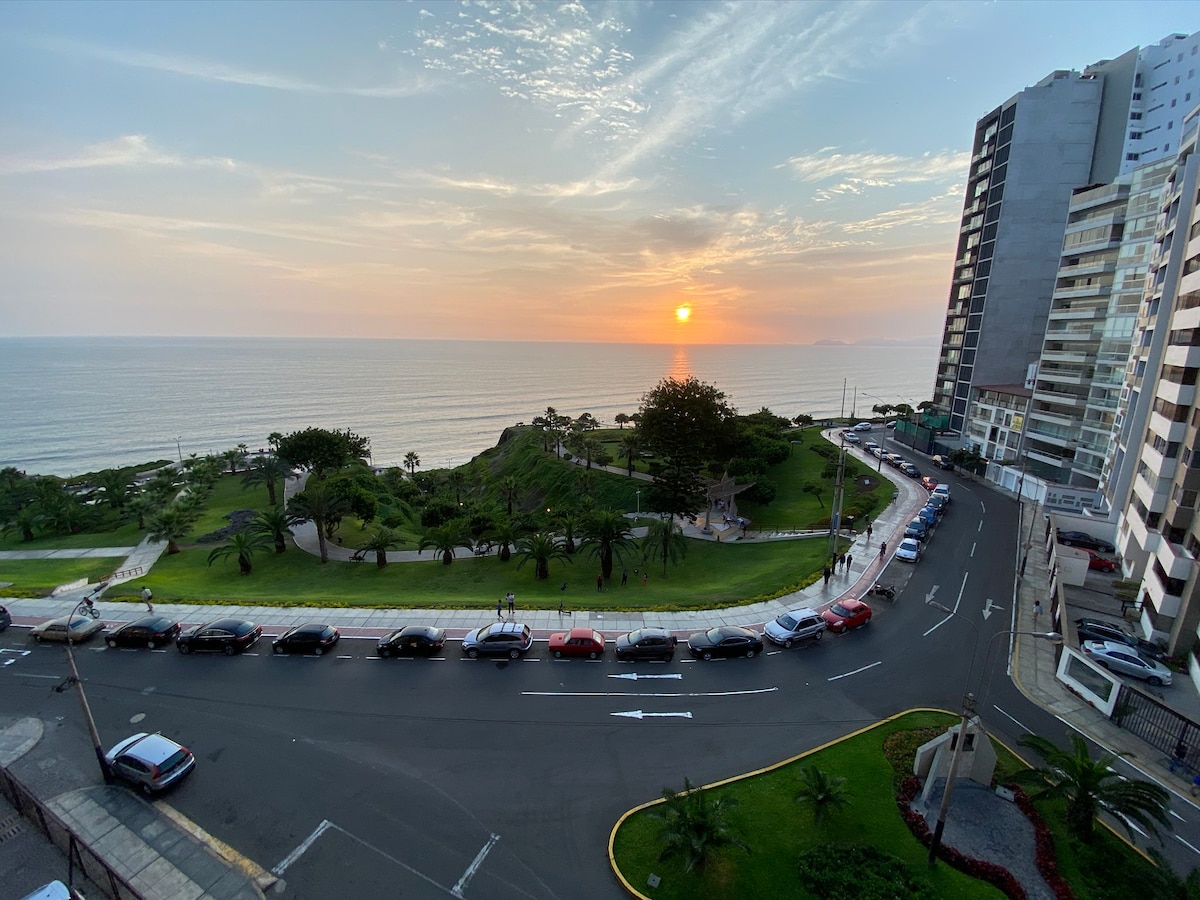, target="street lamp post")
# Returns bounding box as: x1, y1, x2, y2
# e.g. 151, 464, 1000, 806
923, 598, 1062, 865
635, 489, 641, 515
174, 436, 183, 467
62, 597, 111, 783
